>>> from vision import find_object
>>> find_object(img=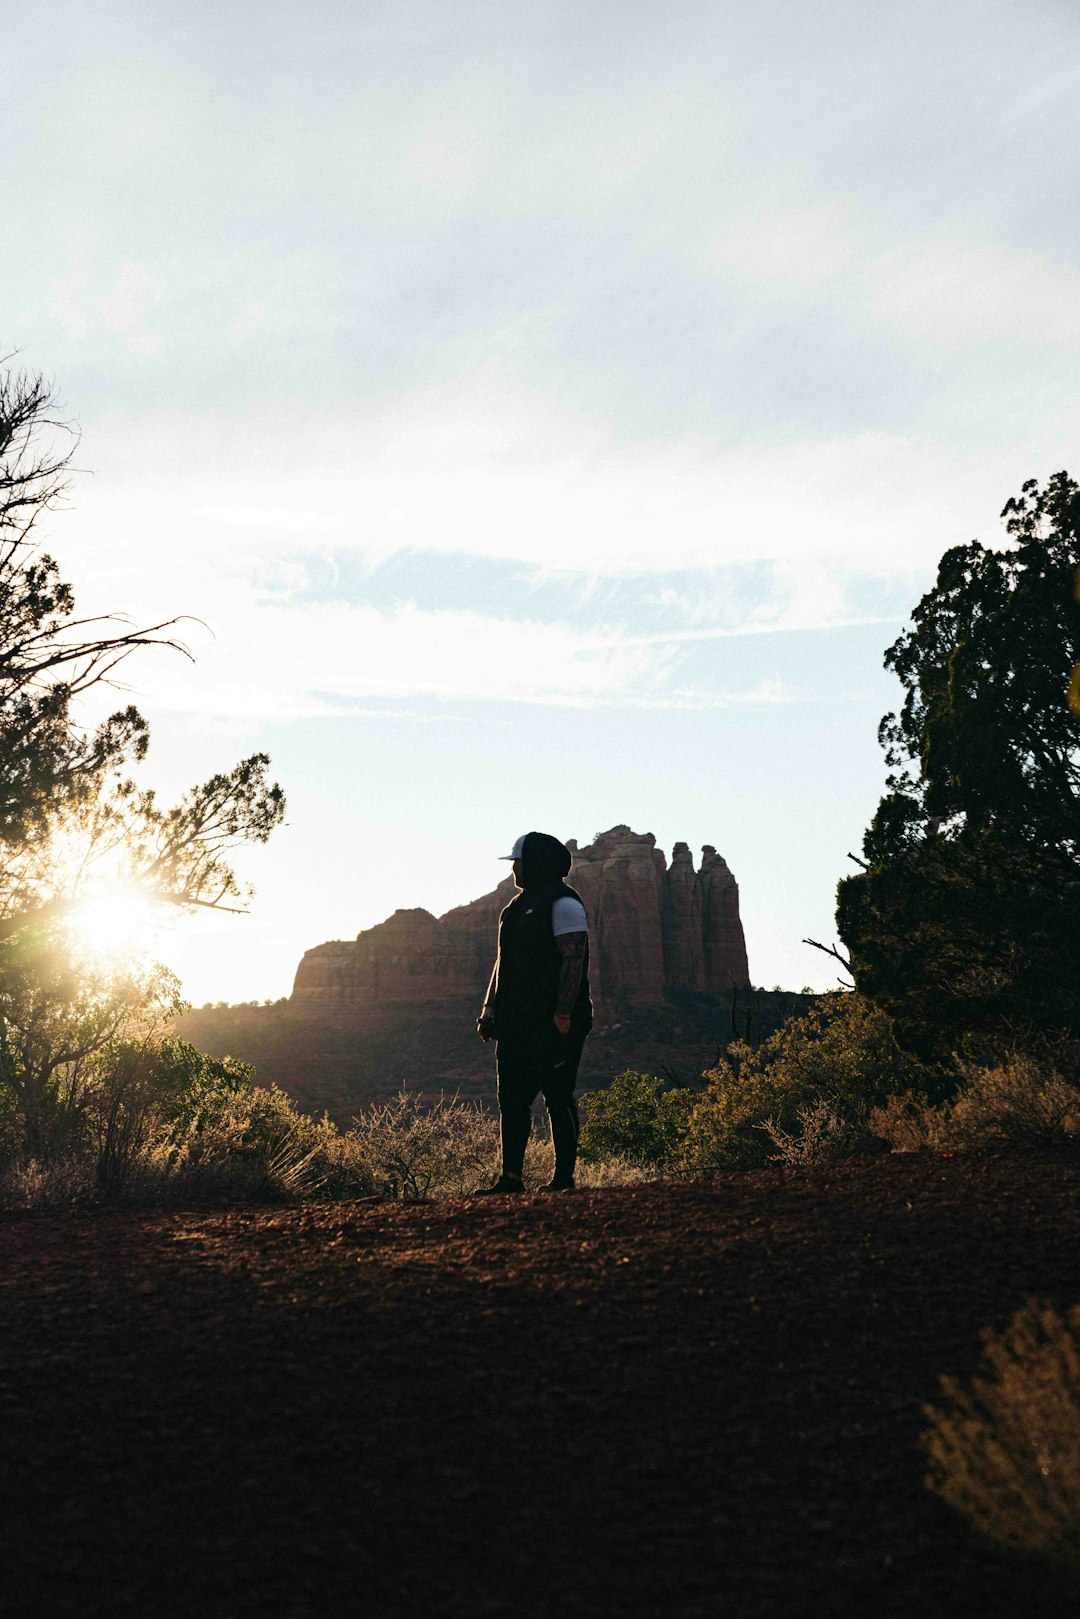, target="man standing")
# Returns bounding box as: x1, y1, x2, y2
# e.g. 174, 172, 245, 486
476, 831, 592, 1194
